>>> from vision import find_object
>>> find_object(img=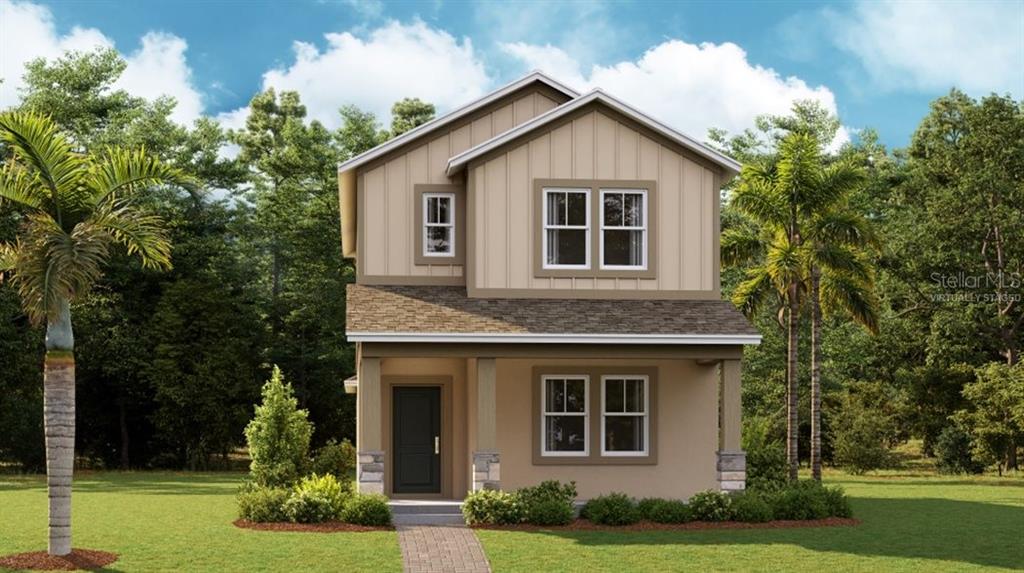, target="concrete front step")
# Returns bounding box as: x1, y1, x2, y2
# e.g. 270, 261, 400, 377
393, 513, 466, 526
389, 500, 463, 515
